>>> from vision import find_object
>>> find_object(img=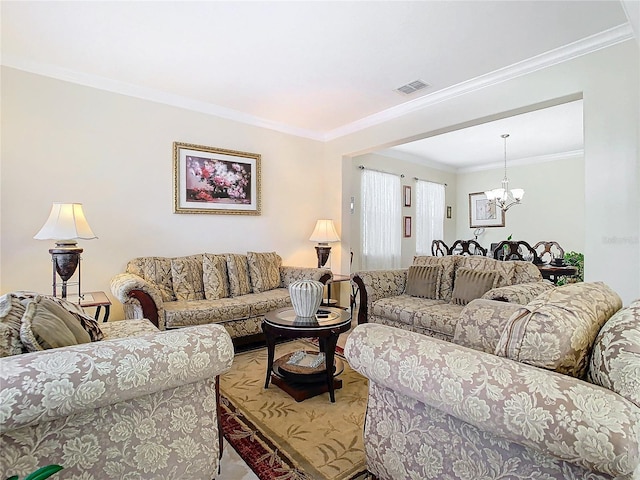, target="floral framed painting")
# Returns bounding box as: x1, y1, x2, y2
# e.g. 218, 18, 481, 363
469, 192, 505, 228
173, 142, 261, 215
